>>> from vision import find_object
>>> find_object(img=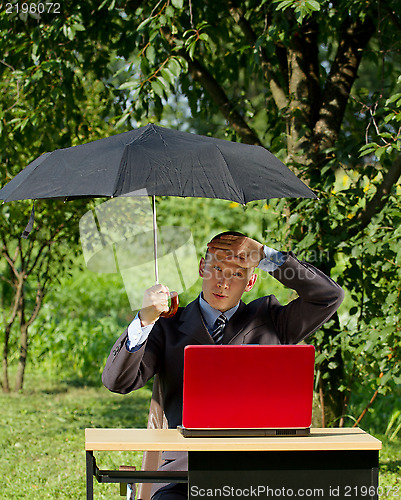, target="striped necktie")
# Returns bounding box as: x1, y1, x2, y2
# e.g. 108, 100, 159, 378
212, 314, 227, 344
